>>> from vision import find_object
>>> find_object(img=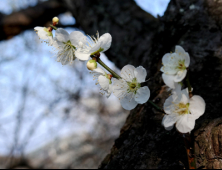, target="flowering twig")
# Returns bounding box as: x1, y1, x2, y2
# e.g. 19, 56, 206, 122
50, 25, 57, 30
91, 55, 121, 79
